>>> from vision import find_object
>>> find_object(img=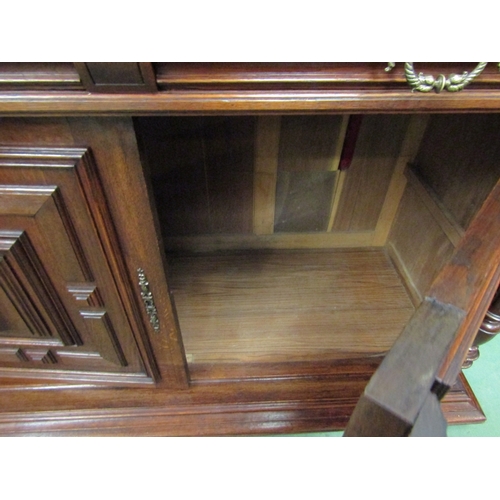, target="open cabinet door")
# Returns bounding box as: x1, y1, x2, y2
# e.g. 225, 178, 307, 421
344, 175, 500, 436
